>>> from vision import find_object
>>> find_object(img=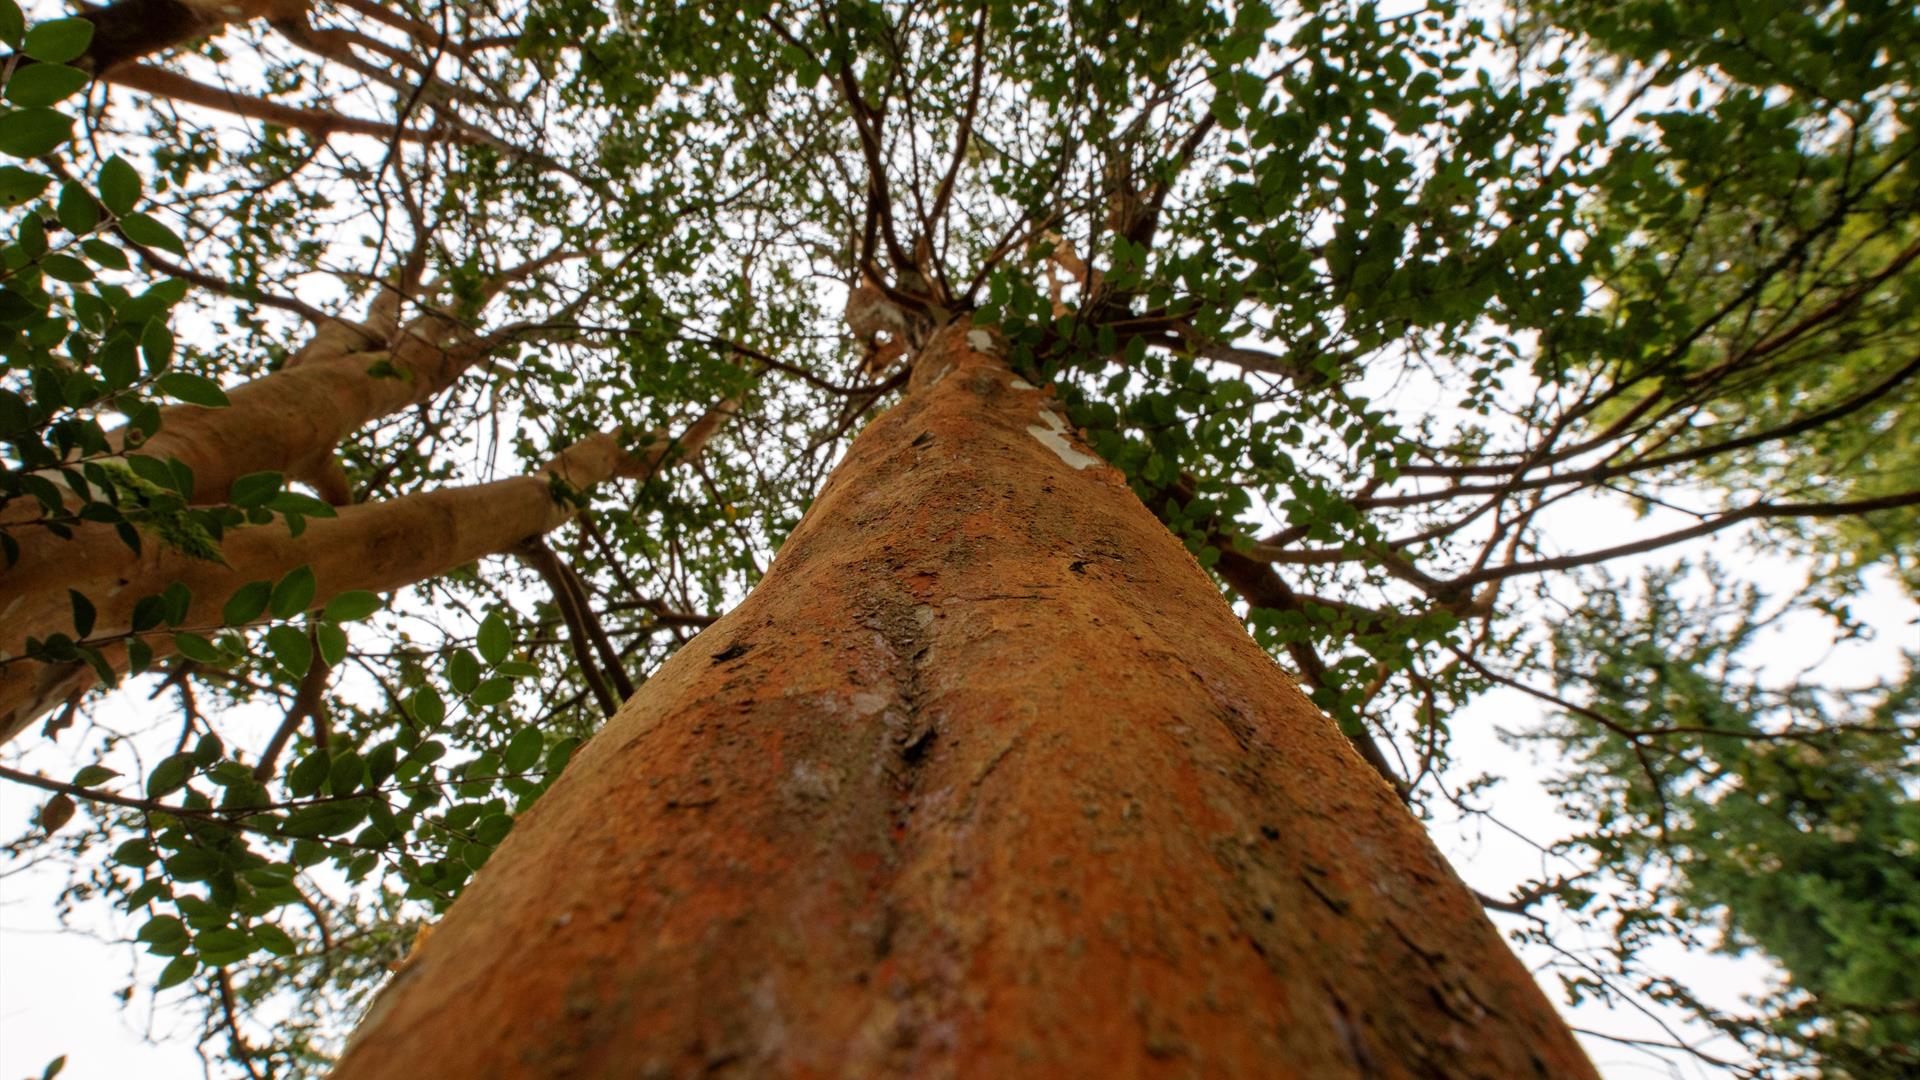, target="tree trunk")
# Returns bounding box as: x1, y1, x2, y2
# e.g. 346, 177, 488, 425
333, 323, 1595, 1078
